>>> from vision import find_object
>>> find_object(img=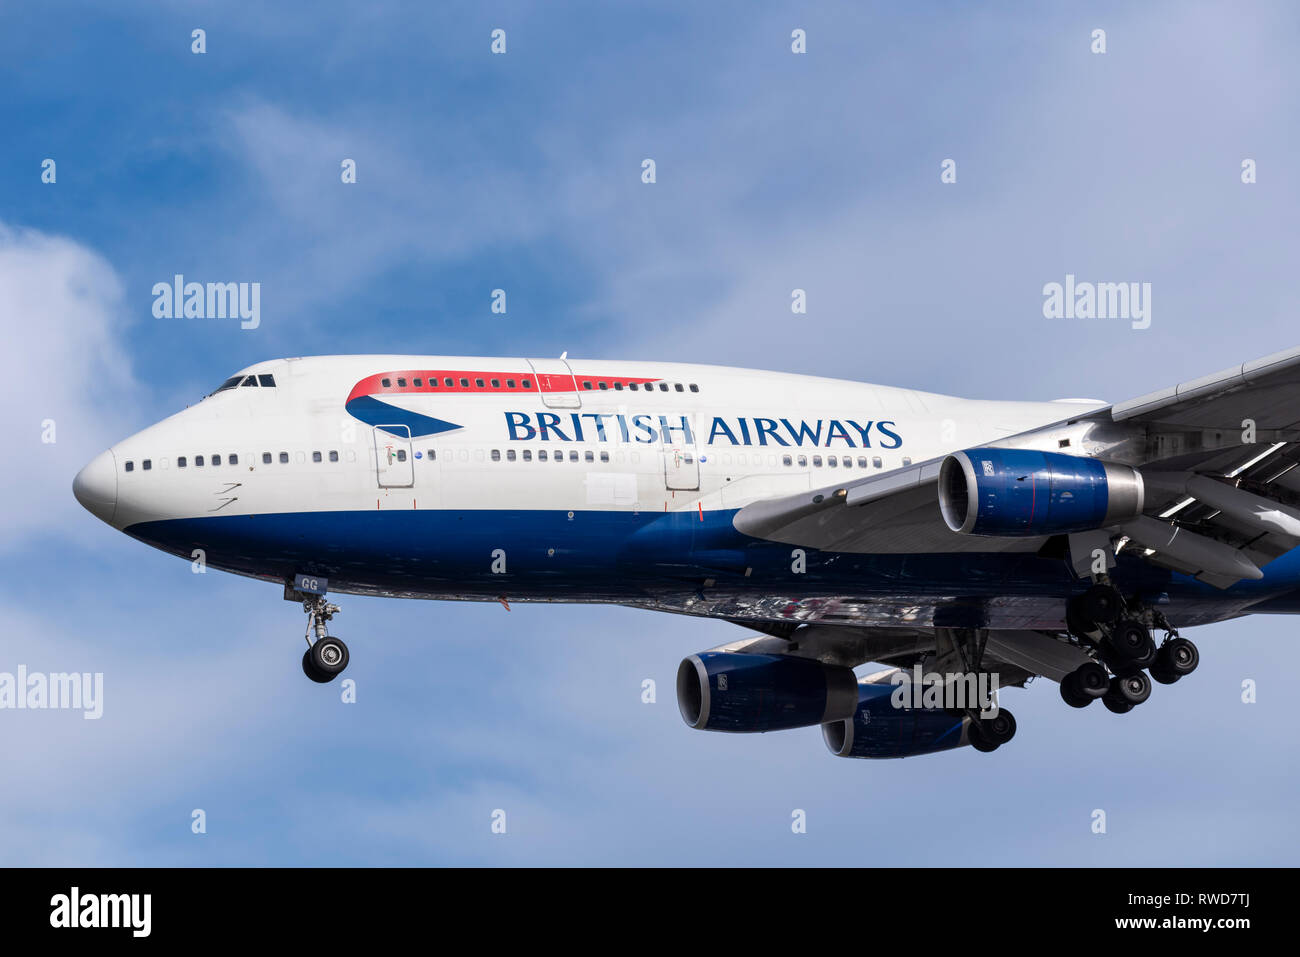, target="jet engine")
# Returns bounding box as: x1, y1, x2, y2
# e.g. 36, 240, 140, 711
822, 680, 971, 759
676, 652, 858, 733
938, 447, 1143, 537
